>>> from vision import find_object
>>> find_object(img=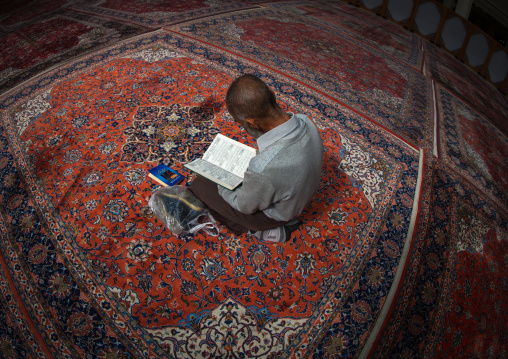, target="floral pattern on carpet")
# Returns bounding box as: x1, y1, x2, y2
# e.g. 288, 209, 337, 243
120, 104, 218, 163
0, 31, 421, 358
436, 85, 508, 209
